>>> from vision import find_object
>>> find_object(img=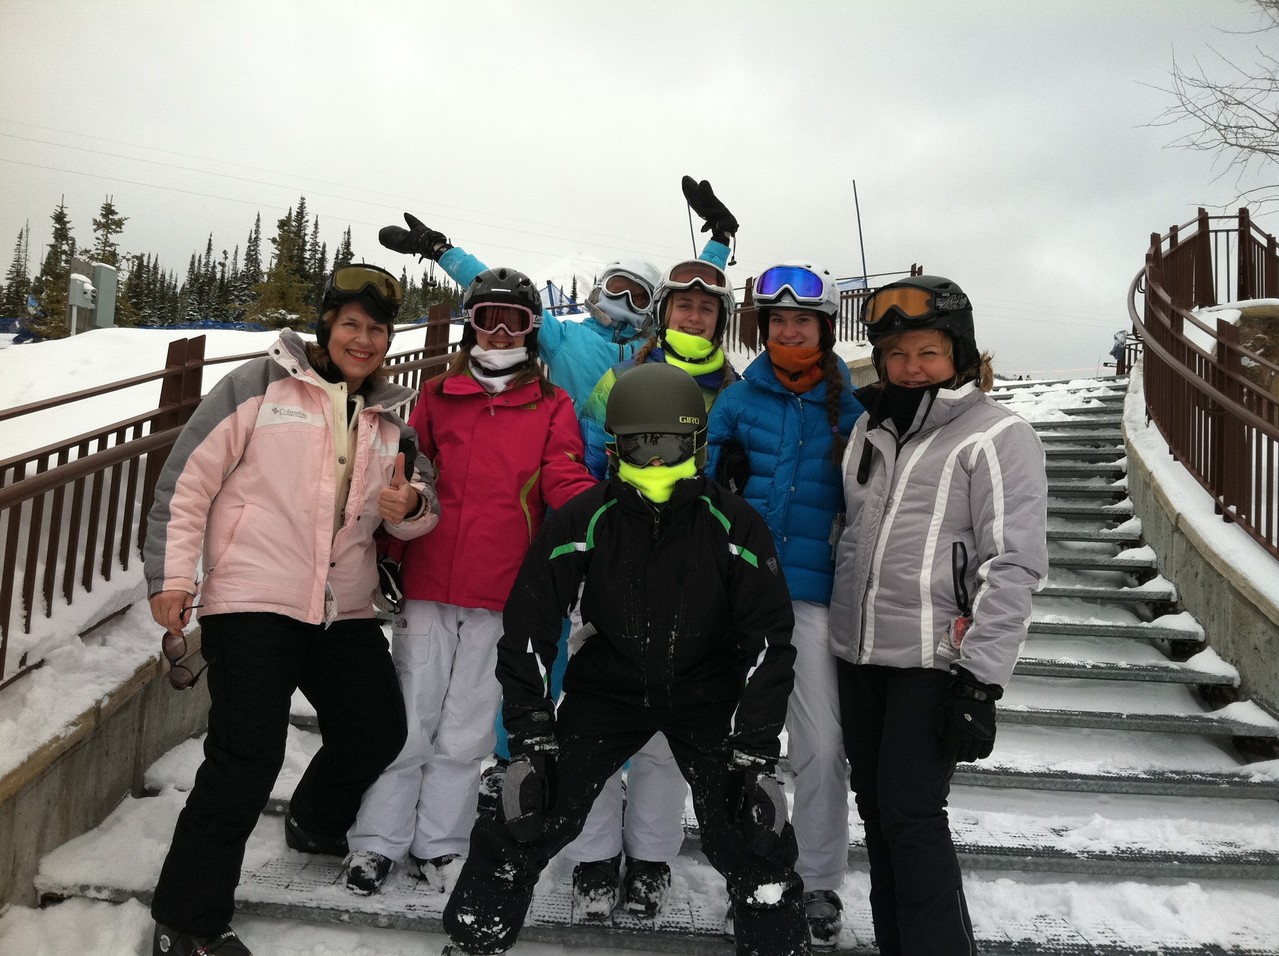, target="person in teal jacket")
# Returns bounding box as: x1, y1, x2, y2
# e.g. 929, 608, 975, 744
705, 261, 863, 951
377, 175, 735, 409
